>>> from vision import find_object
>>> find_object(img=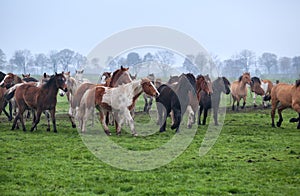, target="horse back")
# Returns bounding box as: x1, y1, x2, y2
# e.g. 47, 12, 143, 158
230, 80, 247, 98
271, 83, 293, 106
72, 83, 96, 108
